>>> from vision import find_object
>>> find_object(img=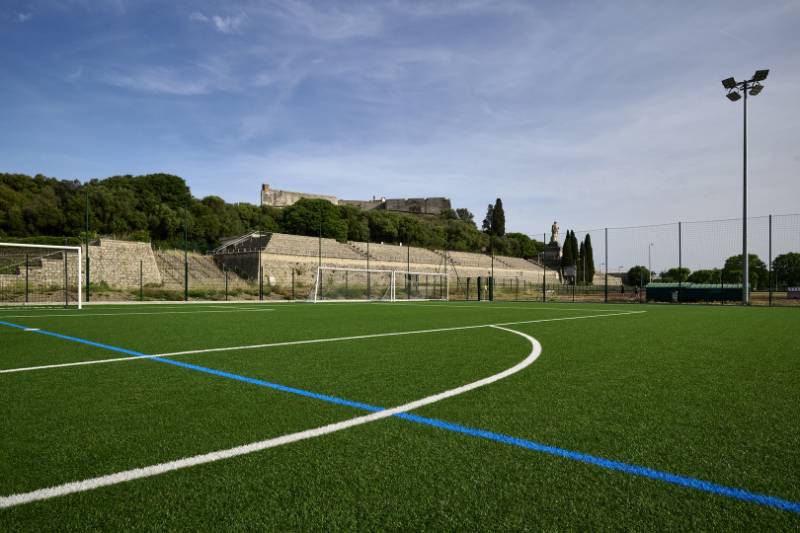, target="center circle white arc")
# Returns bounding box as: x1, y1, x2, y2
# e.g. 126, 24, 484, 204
0, 325, 542, 509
